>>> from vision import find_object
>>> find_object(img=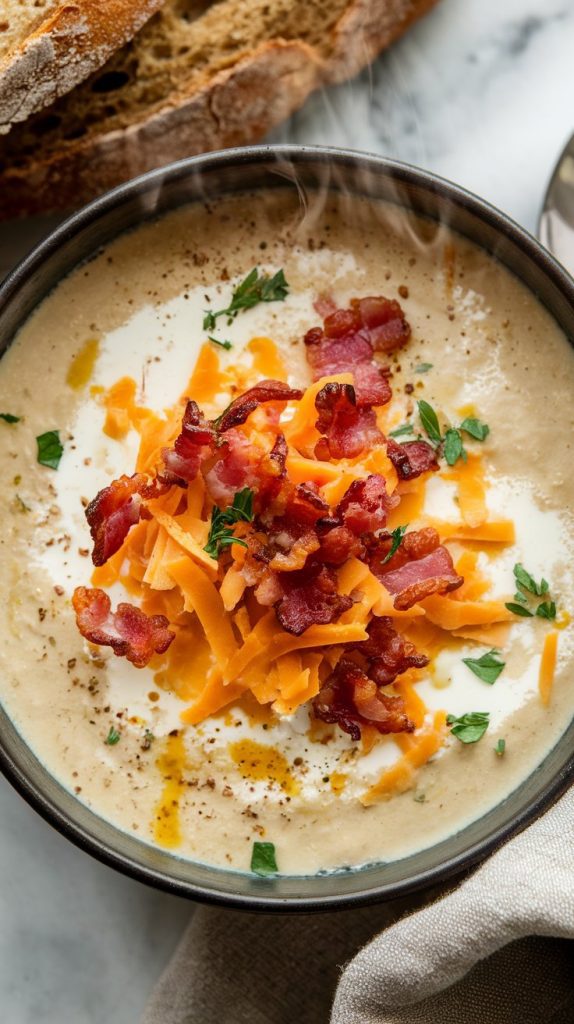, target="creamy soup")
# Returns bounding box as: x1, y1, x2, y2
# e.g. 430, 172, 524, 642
0, 190, 572, 877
